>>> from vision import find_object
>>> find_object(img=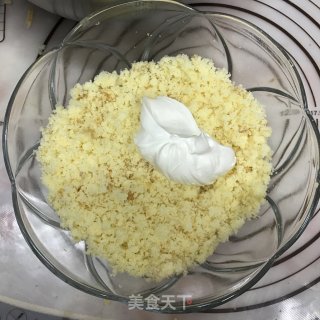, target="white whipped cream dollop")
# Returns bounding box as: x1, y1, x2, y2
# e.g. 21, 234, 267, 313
134, 96, 236, 185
